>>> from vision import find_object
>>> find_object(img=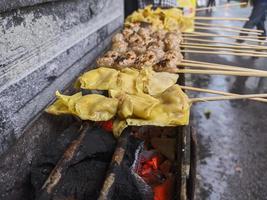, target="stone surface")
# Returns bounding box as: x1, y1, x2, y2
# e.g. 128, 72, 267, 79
0, 0, 60, 13
0, 0, 124, 155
